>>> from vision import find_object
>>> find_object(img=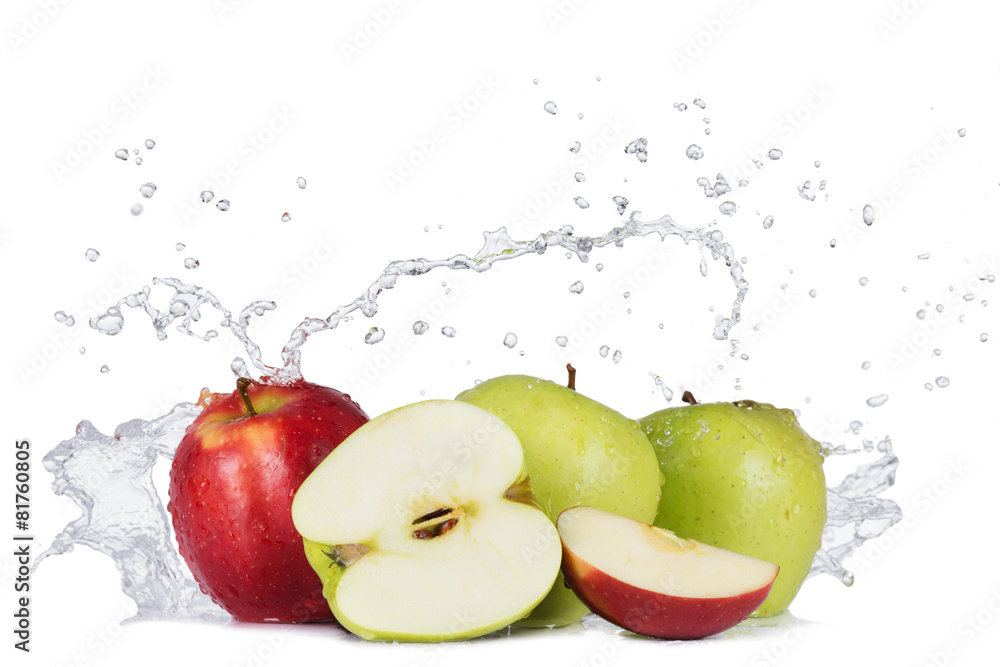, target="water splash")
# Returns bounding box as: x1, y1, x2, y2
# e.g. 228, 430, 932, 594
83, 211, 750, 386
809, 437, 902, 585
33, 404, 227, 621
